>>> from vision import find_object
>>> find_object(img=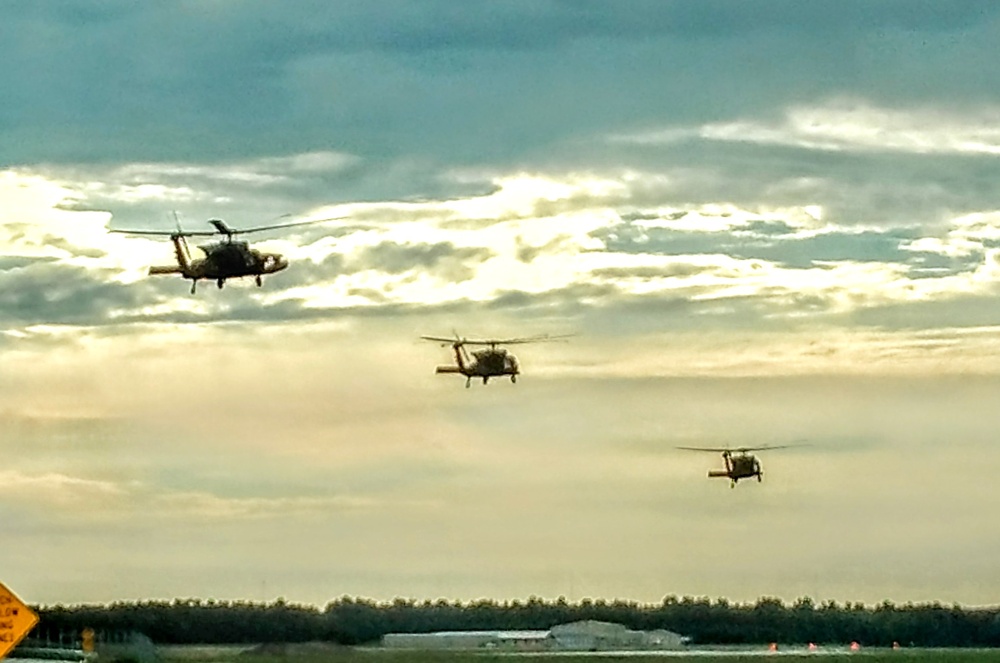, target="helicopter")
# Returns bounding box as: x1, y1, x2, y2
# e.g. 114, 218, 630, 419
111, 215, 332, 294
421, 333, 570, 388
676, 445, 793, 488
